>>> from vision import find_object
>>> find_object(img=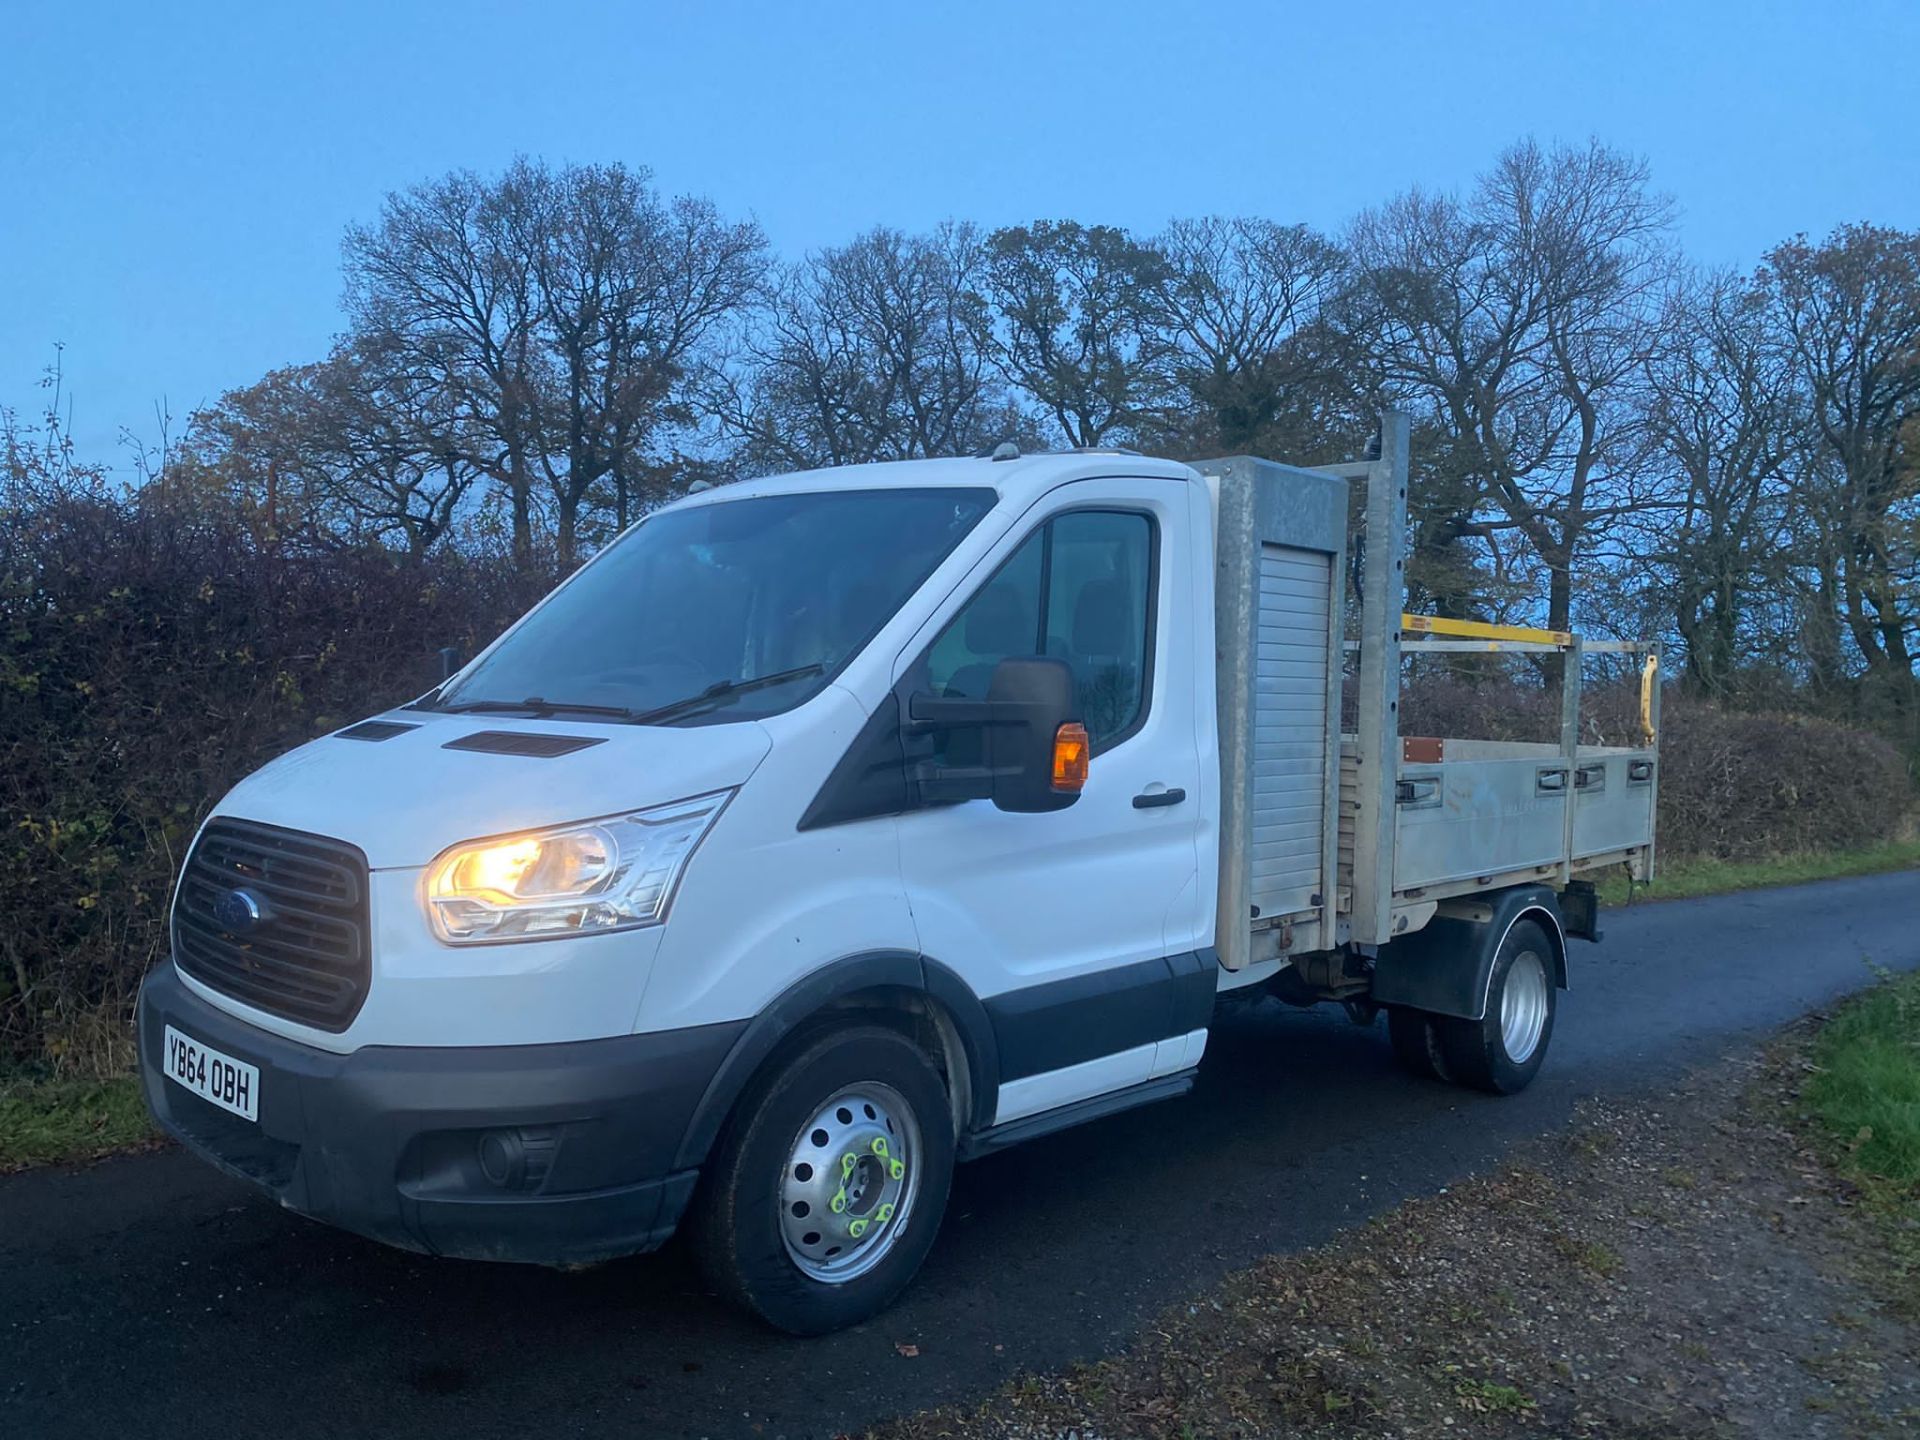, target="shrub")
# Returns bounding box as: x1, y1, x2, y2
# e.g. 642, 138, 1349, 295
1653, 694, 1913, 861
0, 486, 550, 1073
